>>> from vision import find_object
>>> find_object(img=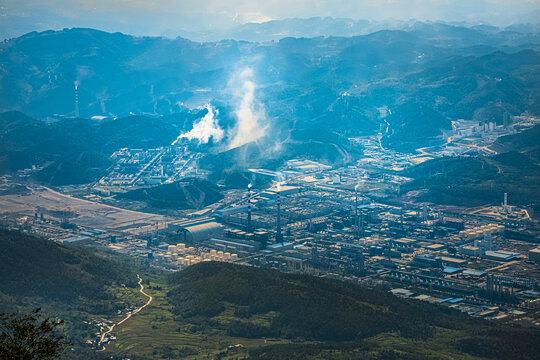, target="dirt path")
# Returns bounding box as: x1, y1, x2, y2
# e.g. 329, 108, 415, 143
97, 274, 153, 351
